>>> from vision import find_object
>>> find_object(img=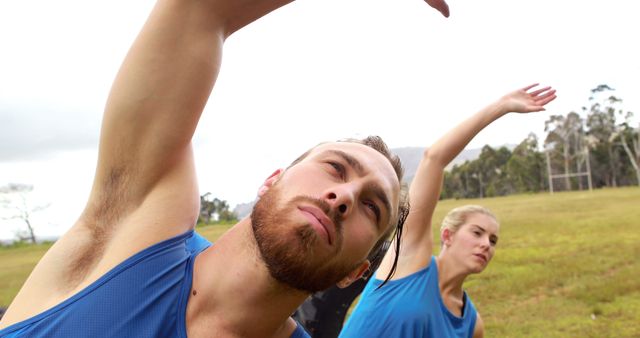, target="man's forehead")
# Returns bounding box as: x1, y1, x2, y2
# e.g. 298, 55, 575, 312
308, 142, 379, 157
306, 142, 400, 191
308, 142, 391, 170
